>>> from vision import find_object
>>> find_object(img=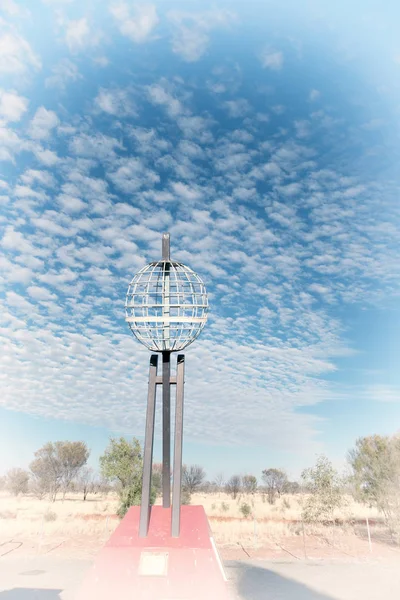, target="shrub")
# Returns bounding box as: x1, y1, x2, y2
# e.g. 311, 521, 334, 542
117, 482, 156, 519
211, 503, 216, 511
44, 510, 57, 522
220, 502, 229, 512
282, 498, 291, 510
239, 502, 252, 518
181, 489, 191, 505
